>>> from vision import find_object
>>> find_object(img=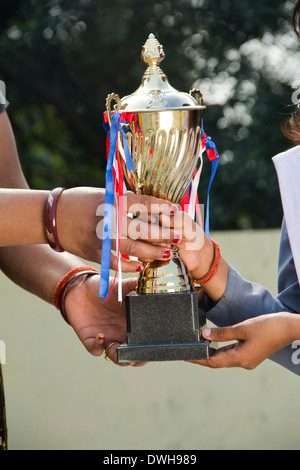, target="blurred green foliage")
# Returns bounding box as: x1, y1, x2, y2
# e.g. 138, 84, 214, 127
0, 0, 299, 229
